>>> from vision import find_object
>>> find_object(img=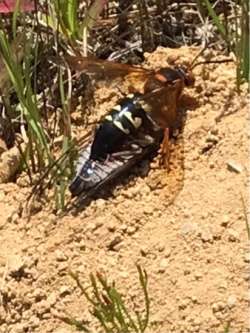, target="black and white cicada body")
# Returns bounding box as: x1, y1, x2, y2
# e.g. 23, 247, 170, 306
69, 93, 162, 201
87, 92, 153, 161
